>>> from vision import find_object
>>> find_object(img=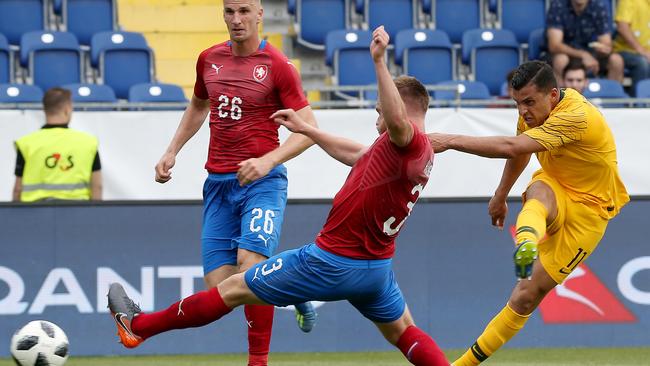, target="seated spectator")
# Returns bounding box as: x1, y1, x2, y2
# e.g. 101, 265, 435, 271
613, 0, 650, 95
546, 0, 623, 85
563, 59, 589, 93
